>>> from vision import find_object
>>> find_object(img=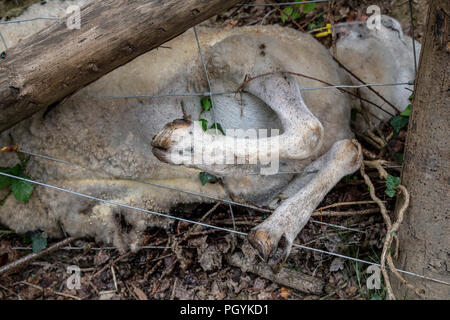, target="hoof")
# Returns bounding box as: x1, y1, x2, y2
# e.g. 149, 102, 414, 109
151, 119, 193, 164
248, 227, 292, 273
